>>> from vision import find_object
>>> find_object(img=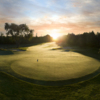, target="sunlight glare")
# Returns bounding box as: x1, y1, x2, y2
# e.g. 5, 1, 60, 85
50, 33, 61, 40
